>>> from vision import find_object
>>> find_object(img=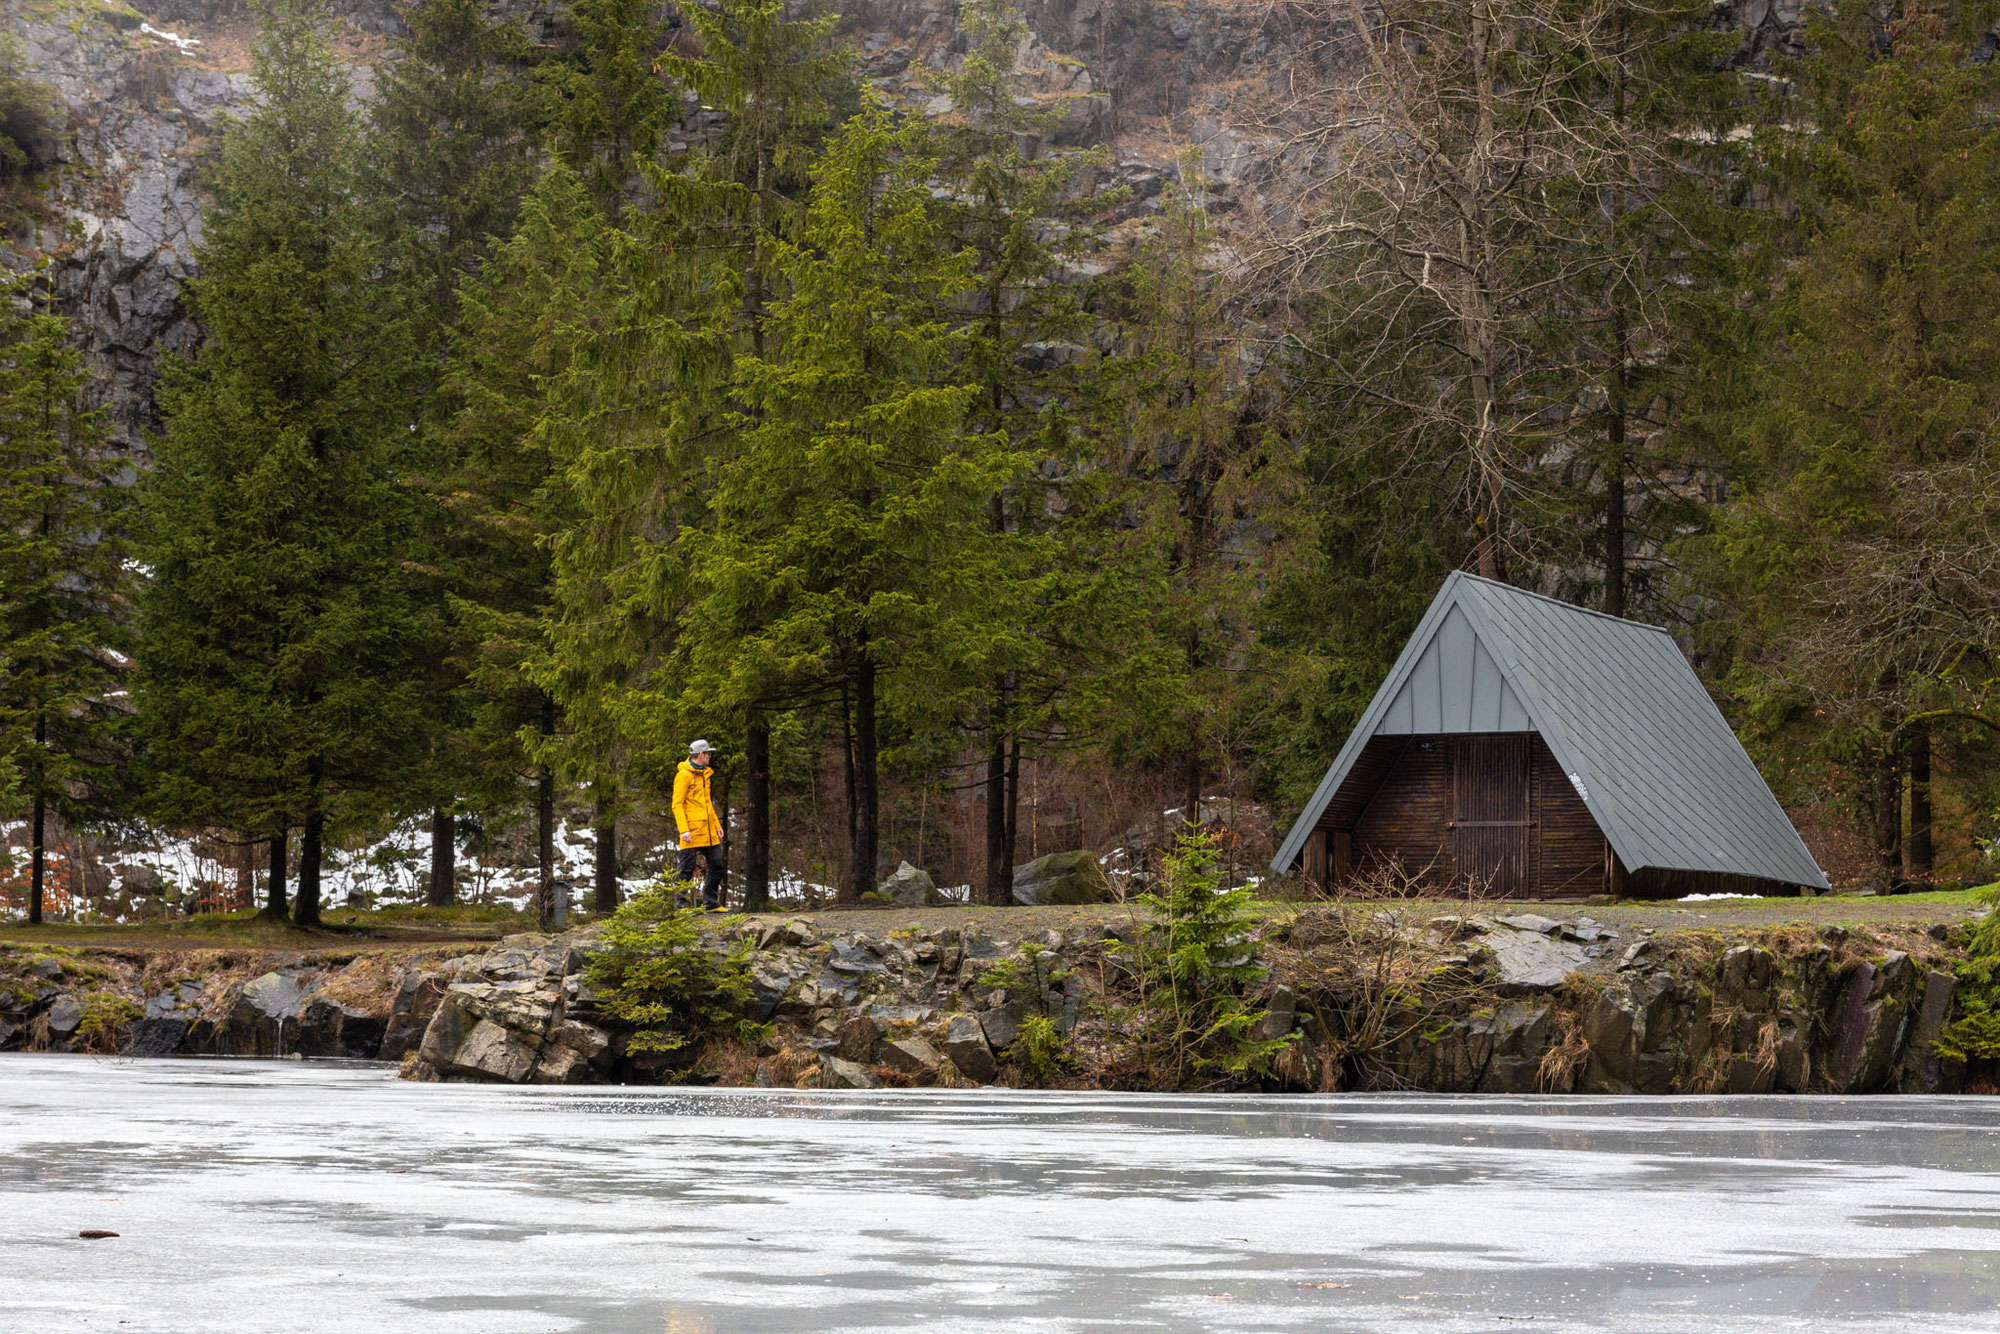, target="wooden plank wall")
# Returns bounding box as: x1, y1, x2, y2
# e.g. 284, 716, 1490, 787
1532, 735, 1605, 897
1332, 731, 1608, 899
1350, 738, 1451, 884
